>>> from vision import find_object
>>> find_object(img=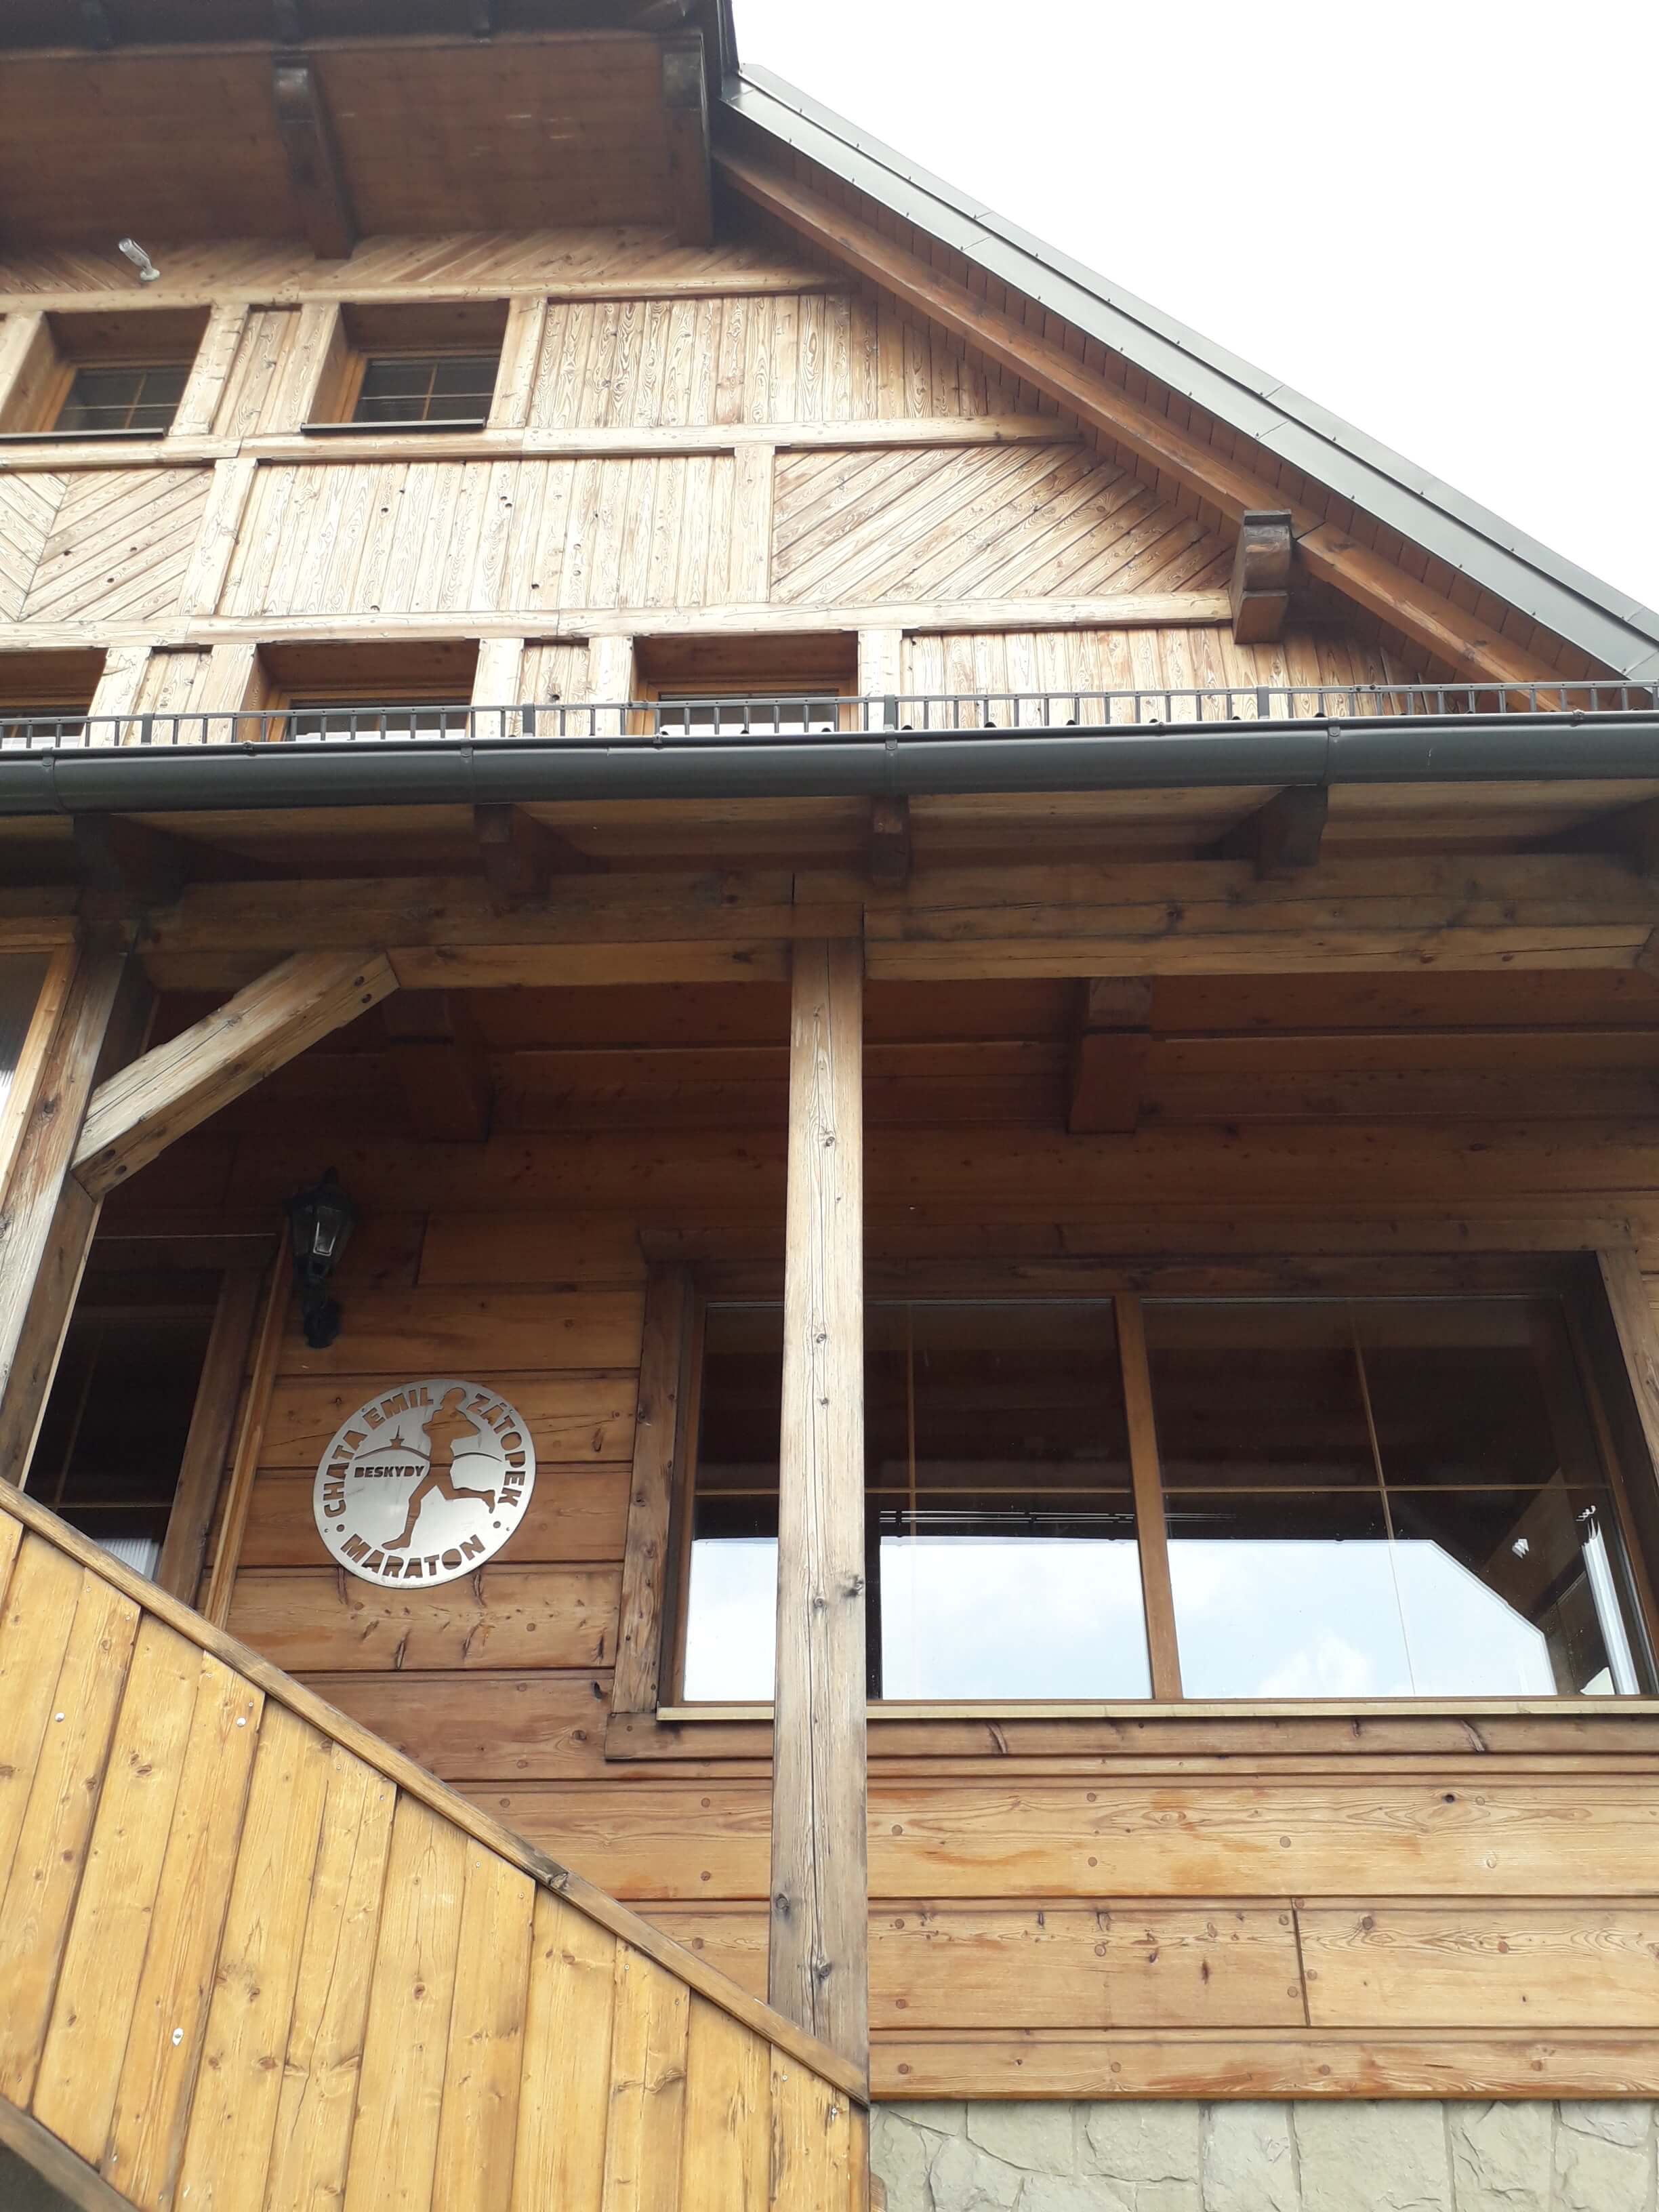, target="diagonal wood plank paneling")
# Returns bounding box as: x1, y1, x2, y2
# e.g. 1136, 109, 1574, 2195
18, 469, 211, 626
773, 441, 1232, 607
0, 471, 66, 623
